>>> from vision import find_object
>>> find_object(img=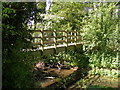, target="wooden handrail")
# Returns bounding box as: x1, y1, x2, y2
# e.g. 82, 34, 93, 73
33, 35, 66, 38
28, 30, 82, 32
30, 29, 82, 51
57, 40, 66, 43
68, 39, 75, 42
33, 42, 42, 45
